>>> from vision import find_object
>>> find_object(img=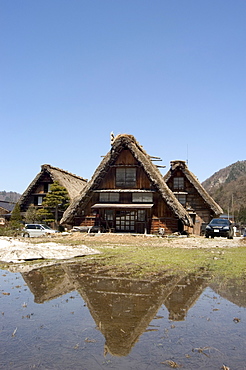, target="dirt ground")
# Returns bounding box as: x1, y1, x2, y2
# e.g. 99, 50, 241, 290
55, 231, 245, 249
